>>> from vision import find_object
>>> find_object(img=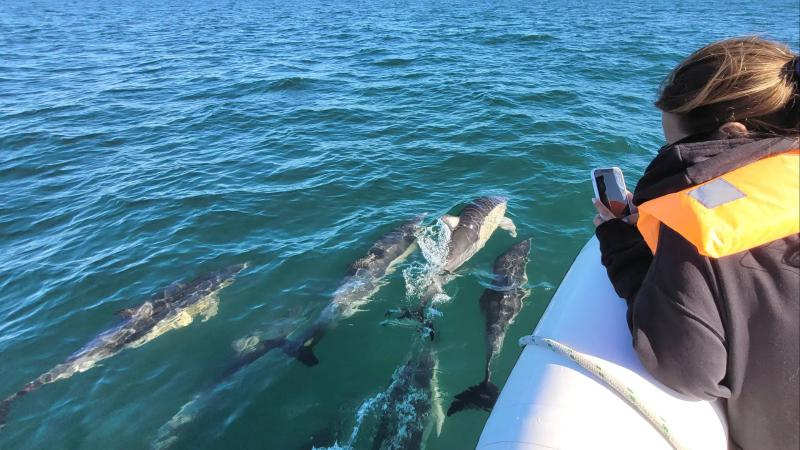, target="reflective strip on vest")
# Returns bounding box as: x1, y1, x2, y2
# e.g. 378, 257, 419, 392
637, 150, 800, 258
